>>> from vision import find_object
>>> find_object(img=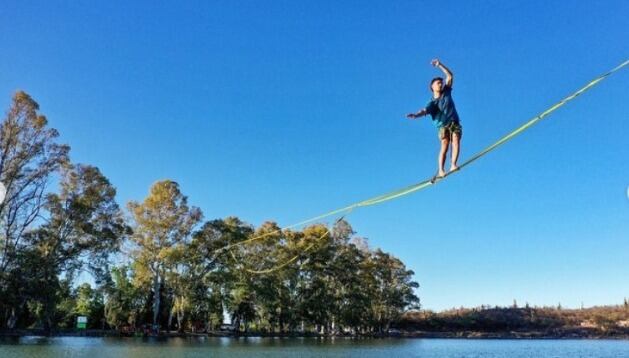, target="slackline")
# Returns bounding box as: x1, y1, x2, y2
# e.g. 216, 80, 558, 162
224, 59, 628, 274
